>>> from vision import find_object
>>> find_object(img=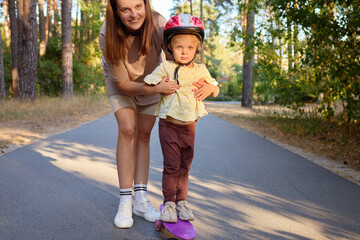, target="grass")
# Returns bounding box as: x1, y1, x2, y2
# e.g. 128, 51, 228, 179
0, 94, 112, 152
0, 94, 111, 122
204, 102, 360, 171
260, 115, 360, 166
